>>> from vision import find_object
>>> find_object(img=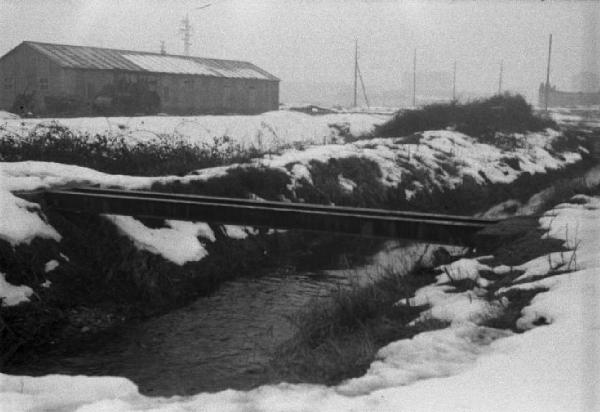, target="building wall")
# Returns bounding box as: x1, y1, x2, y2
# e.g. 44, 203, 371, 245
158, 75, 279, 114
0, 44, 65, 114
1, 44, 279, 116
63, 71, 279, 115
